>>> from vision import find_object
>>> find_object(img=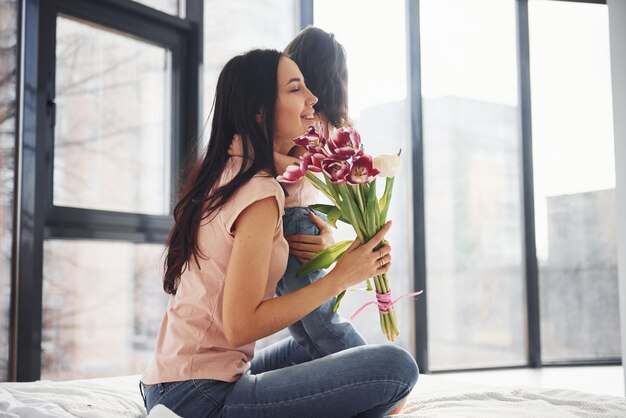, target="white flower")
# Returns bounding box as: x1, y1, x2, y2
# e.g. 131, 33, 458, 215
373, 154, 402, 177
